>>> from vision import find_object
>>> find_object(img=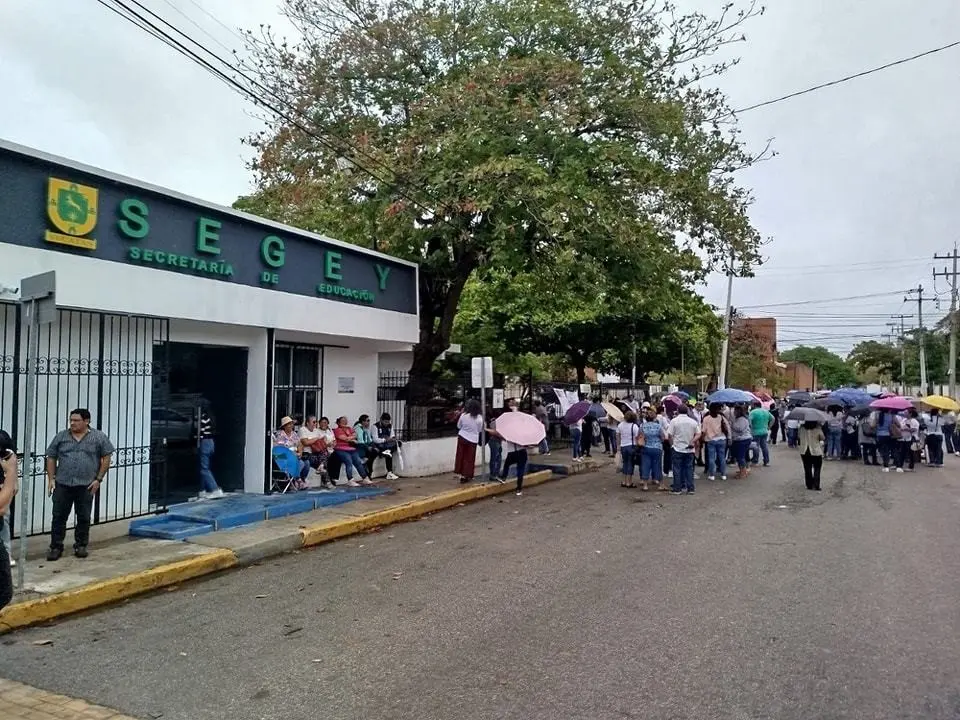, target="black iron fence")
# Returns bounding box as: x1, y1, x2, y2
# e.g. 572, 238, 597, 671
377, 370, 504, 442
0, 302, 169, 537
